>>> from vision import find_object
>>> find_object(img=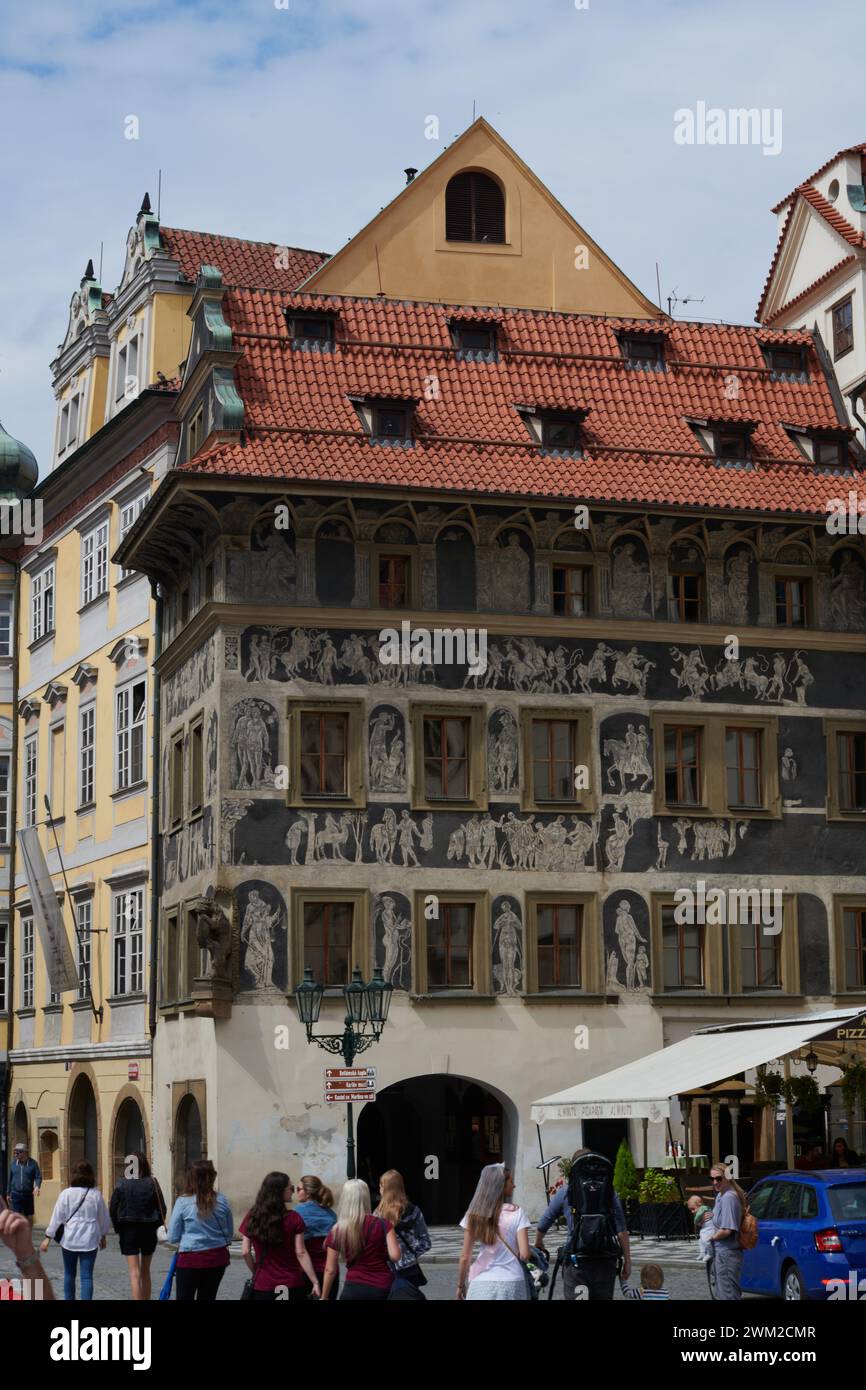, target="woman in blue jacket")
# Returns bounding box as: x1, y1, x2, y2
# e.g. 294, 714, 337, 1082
167, 1159, 233, 1301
